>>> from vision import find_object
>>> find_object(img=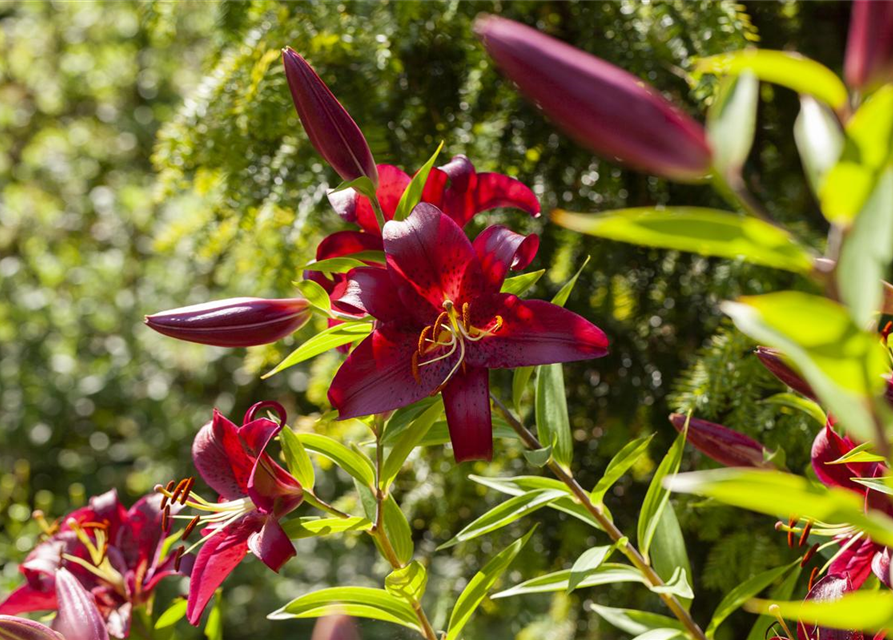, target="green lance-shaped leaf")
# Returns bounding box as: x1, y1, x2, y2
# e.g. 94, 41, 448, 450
381, 397, 442, 444
298, 251, 386, 275
381, 400, 443, 487
438, 489, 565, 550
695, 49, 848, 111
820, 85, 893, 225
649, 504, 693, 608
296, 279, 333, 318
707, 72, 759, 178
828, 441, 887, 465
282, 516, 371, 539
745, 564, 802, 640
589, 604, 685, 636
382, 497, 414, 566
551, 255, 590, 307
650, 567, 694, 600
705, 559, 799, 638
760, 392, 827, 426
500, 269, 545, 296
154, 599, 187, 629
279, 426, 315, 490
445, 526, 537, 640
268, 586, 421, 631
567, 545, 614, 592
748, 590, 893, 633
722, 291, 889, 441
205, 590, 224, 640
298, 433, 376, 487
393, 141, 444, 222
492, 563, 647, 599
263, 321, 372, 378
512, 366, 534, 413
553, 207, 814, 274
385, 561, 428, 602
330, 175, 378, 200
637, 422, 686, 562
590, 434, 654, 504
794, 96, 843, 196
667, 468, 893, 548
837, 167, 893, 326
535, 364, 572, 468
